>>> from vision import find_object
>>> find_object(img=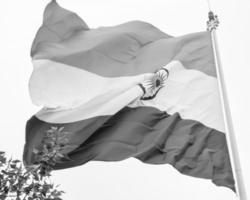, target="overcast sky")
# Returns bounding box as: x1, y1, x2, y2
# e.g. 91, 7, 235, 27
0, 0, 249, 199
